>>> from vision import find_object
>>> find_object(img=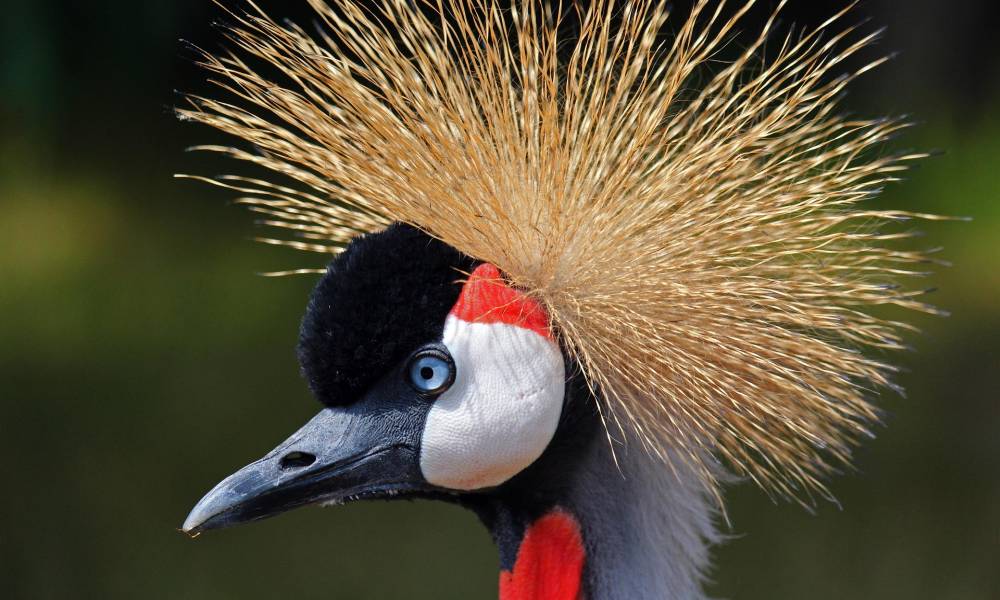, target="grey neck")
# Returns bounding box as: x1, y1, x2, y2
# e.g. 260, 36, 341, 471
567, 436, 719, 600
